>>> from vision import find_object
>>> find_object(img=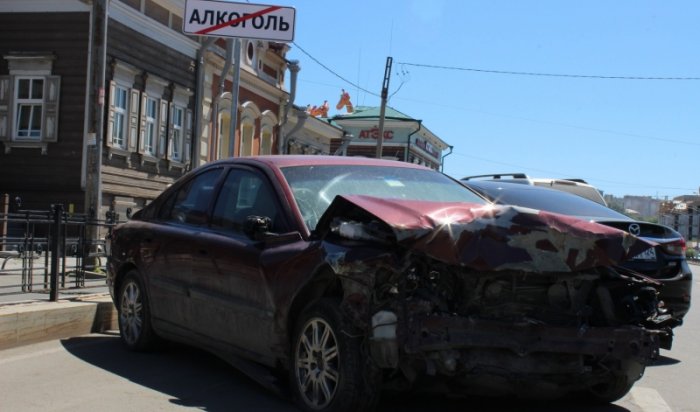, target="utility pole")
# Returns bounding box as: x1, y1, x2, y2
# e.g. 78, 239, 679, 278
375, 56, 392, 159
88, 0, 108, 218
228, 38, 242, 156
